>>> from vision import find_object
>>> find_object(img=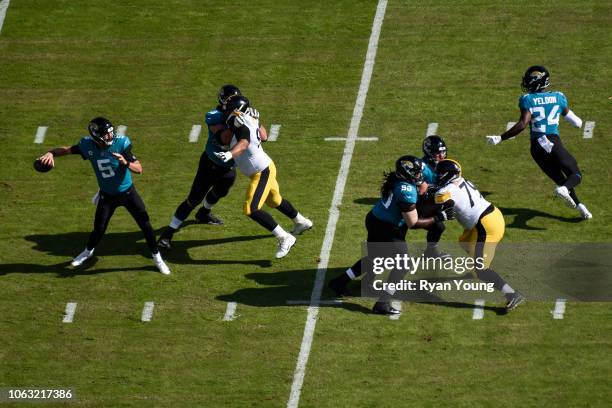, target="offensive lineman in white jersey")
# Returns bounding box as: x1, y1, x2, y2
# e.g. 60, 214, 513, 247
434, 159, 524, 312
214, 95, 312, 258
